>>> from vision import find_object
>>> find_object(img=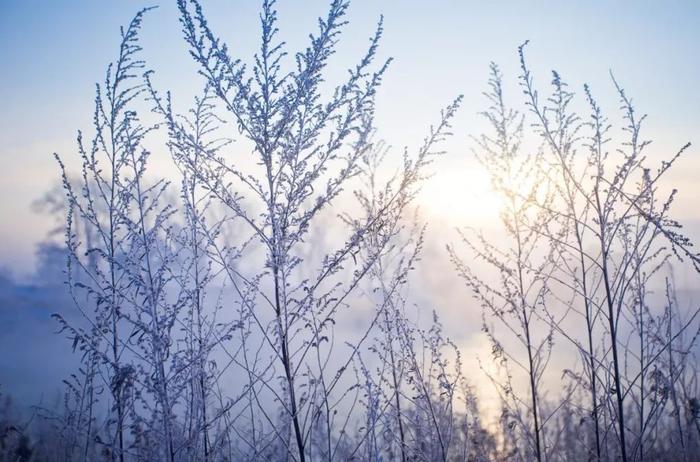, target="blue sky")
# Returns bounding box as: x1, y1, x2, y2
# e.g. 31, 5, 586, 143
1, 0, 699, 275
